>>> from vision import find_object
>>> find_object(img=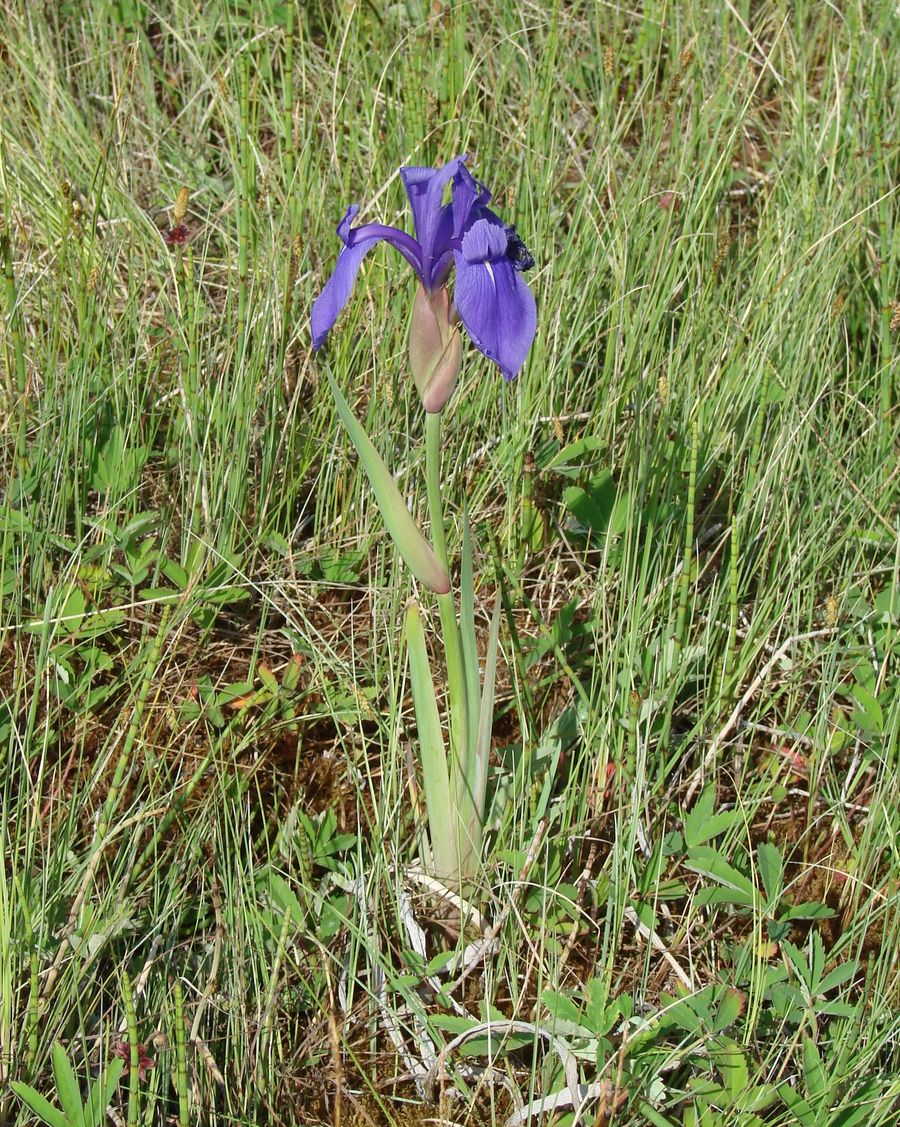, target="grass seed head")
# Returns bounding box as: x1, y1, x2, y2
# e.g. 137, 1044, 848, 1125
604, 45, 614, 77
173, 187, 190, 224
712, 224, 734, 274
